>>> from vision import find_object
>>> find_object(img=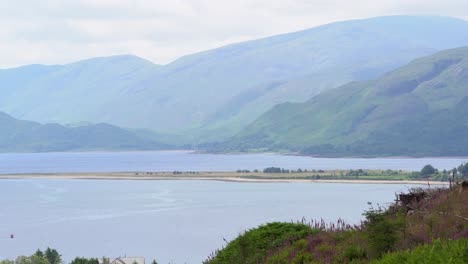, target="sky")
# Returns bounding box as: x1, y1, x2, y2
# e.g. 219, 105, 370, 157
0, 0, 467, 68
